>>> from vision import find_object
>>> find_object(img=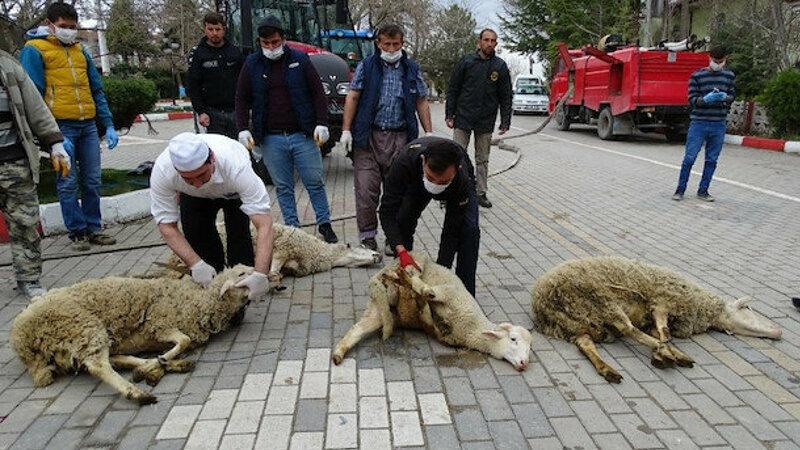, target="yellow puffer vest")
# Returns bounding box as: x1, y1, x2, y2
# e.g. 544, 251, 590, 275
26, 36, 96, 120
